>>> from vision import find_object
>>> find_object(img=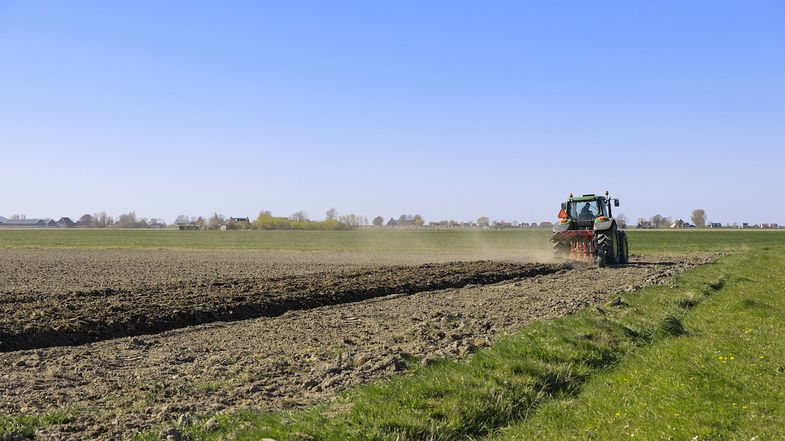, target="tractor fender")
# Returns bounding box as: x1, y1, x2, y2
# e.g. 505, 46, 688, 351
593, 219, 614, 231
